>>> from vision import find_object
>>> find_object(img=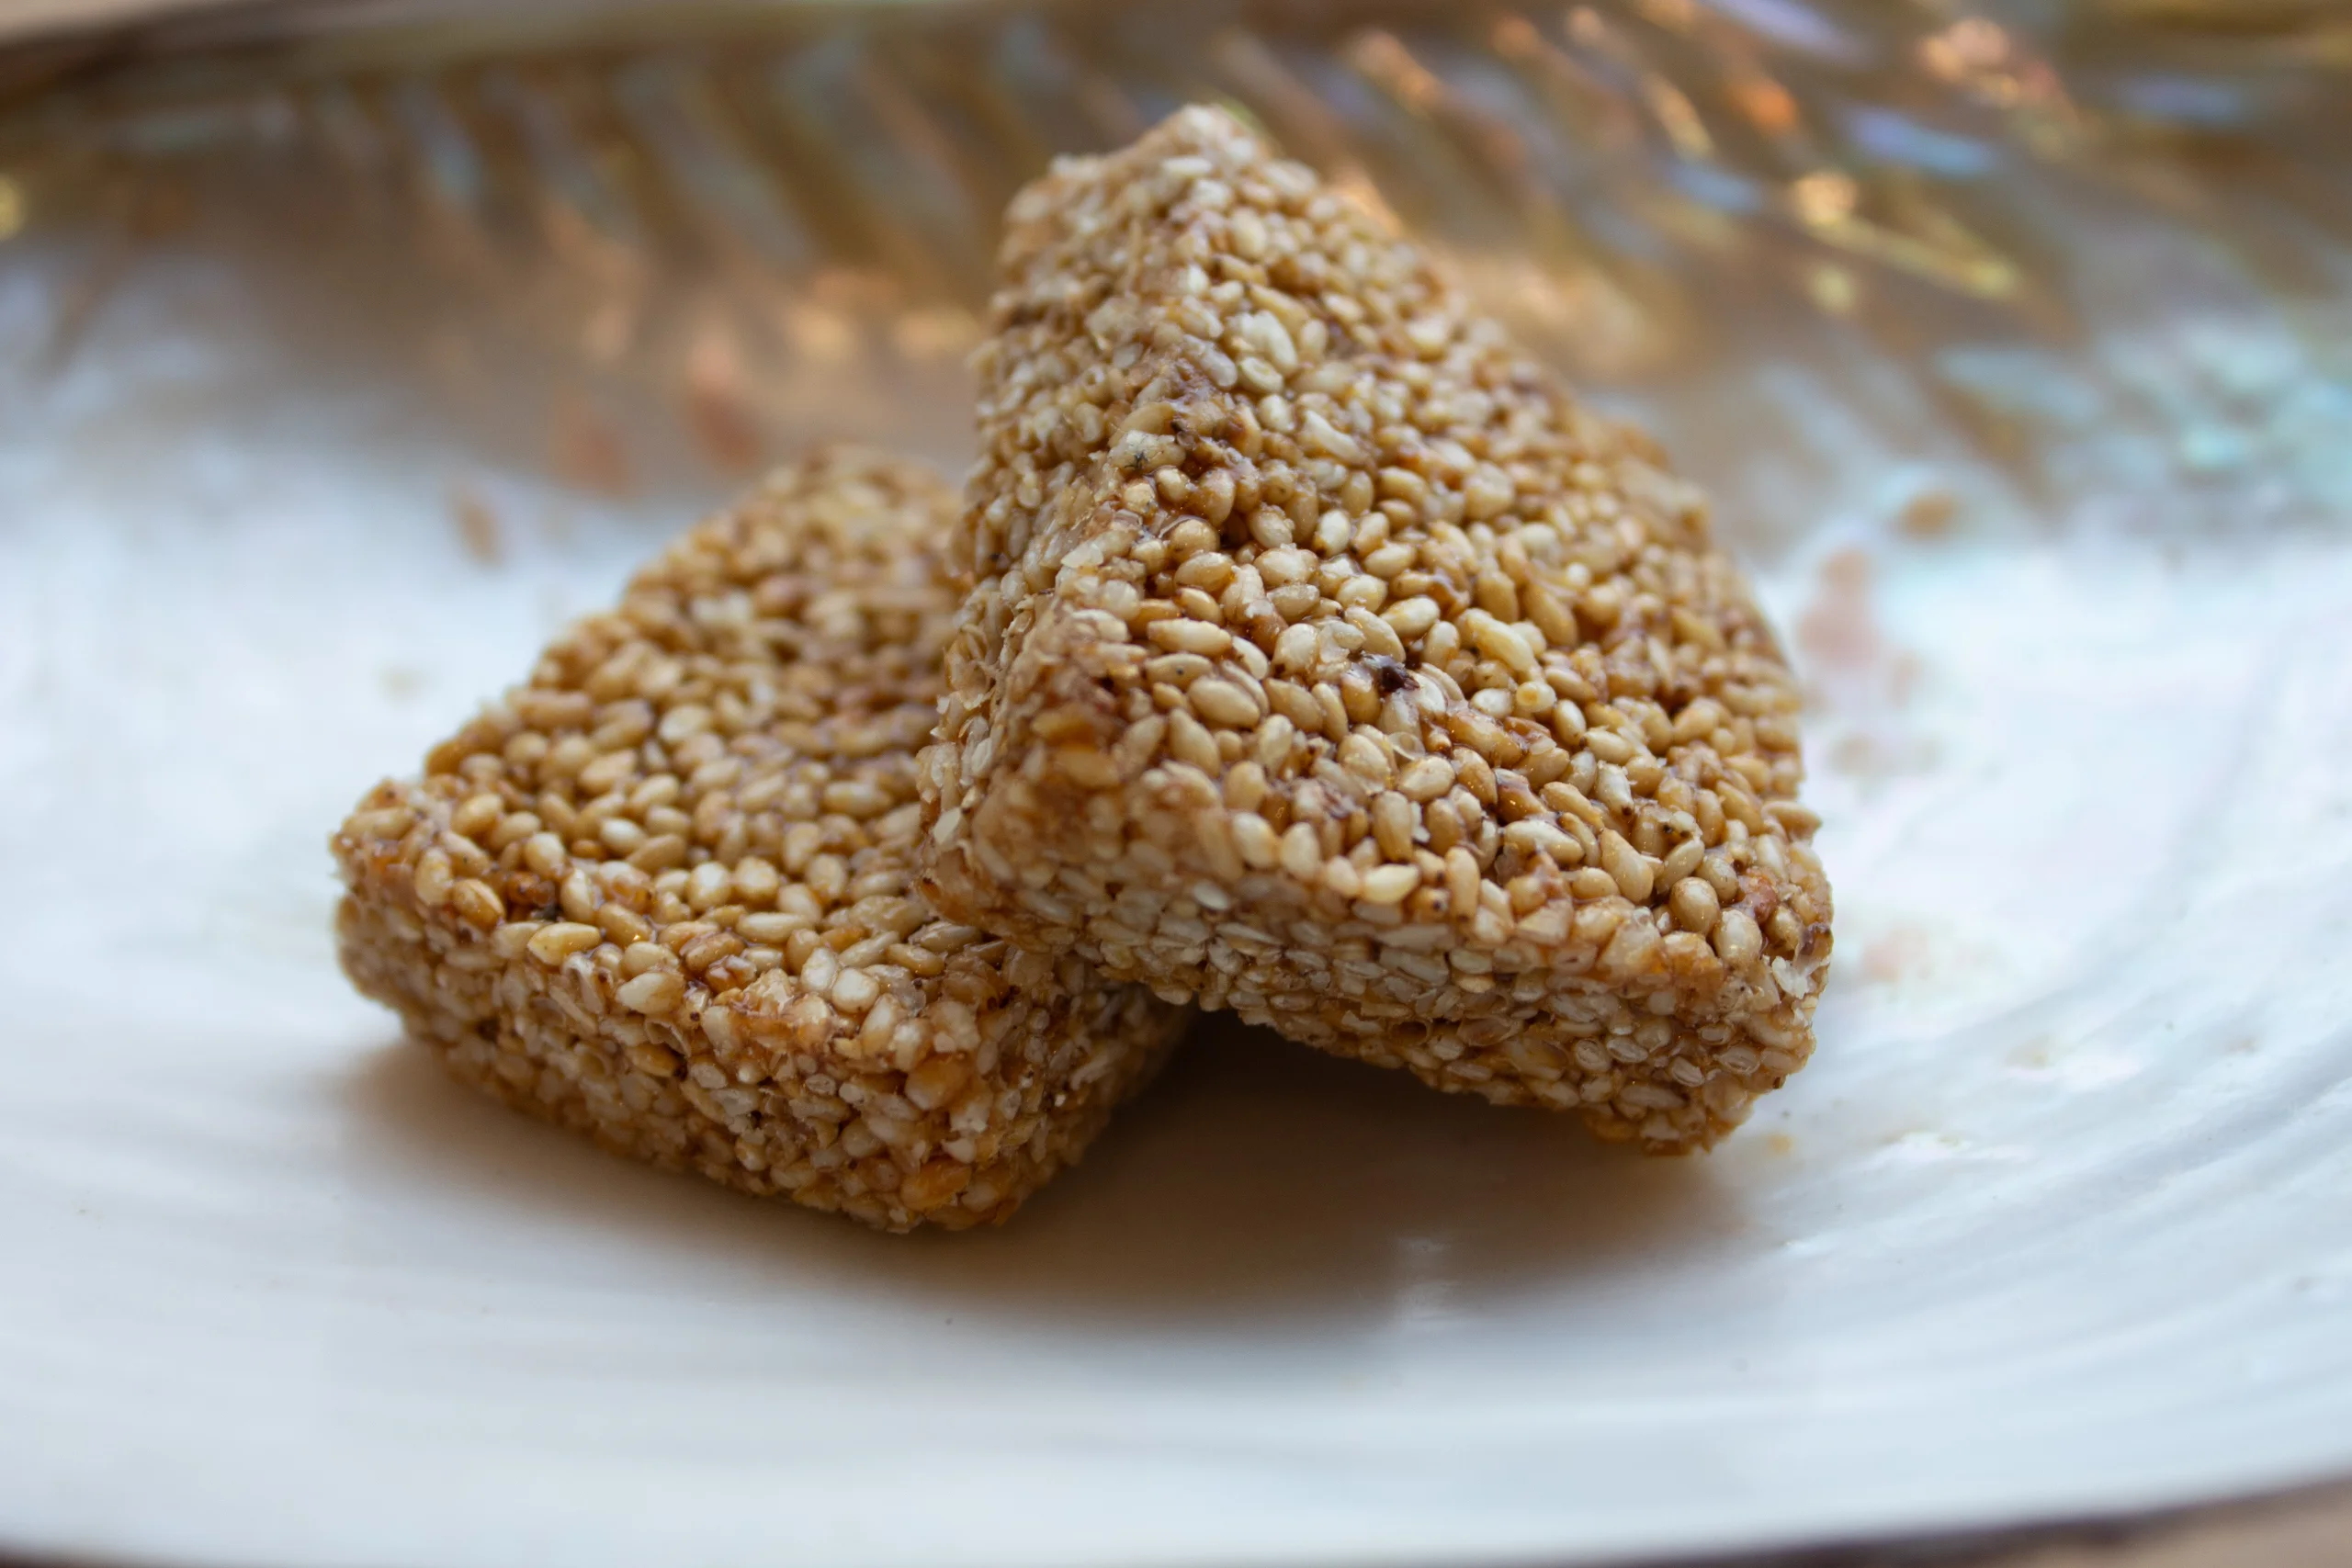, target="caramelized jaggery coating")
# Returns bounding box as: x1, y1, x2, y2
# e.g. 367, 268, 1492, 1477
335, 449, 1185, 1231
921, 108, 1830, 1149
